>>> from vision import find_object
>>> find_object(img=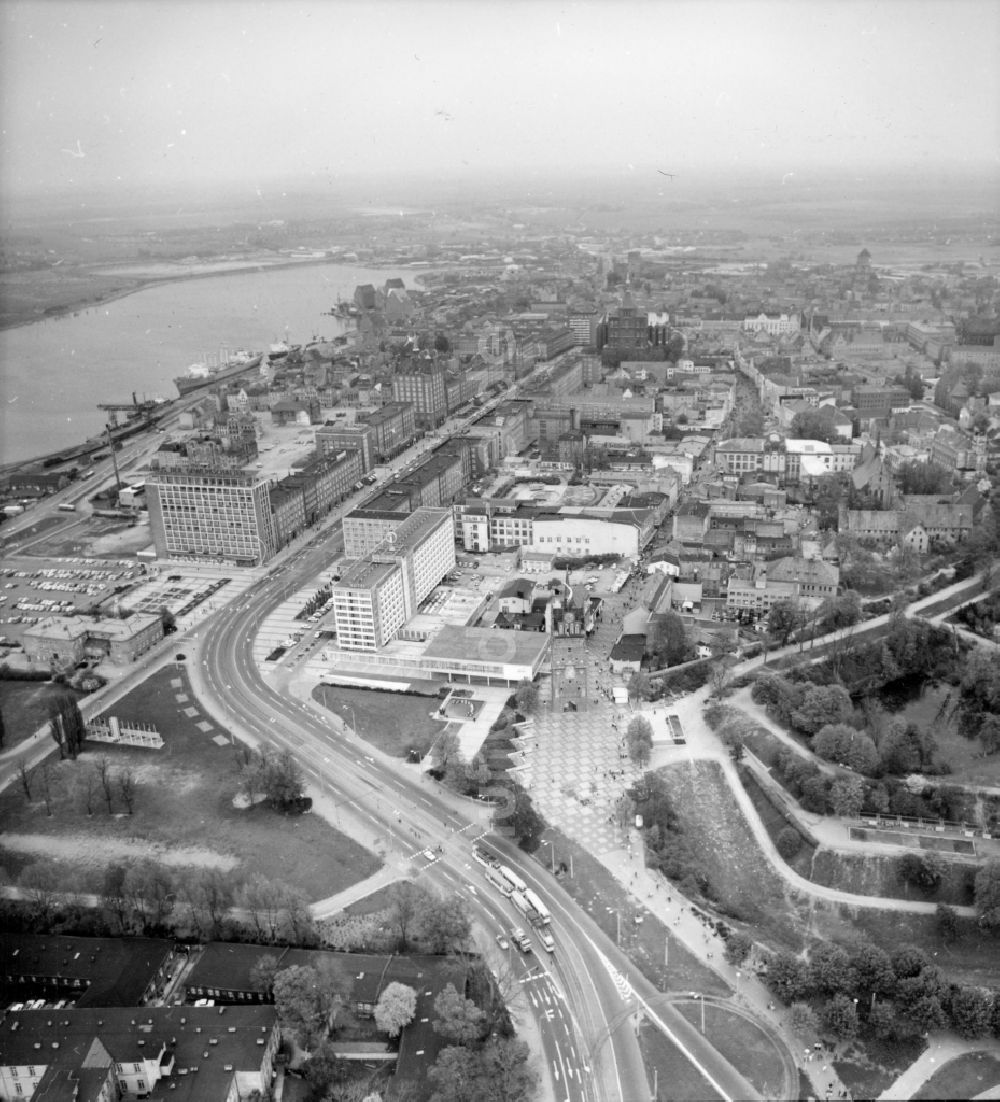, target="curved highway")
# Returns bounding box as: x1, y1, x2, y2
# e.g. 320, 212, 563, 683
193, 535, 763, 1101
